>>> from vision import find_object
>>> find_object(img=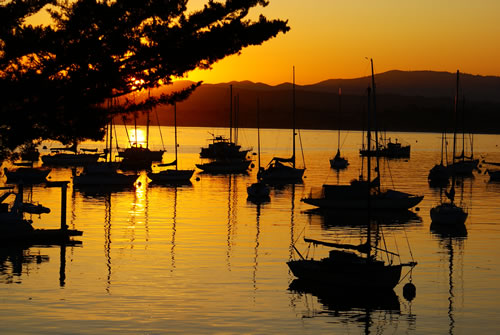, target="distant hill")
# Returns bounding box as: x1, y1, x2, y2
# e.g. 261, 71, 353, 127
130, 70, 500, 134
